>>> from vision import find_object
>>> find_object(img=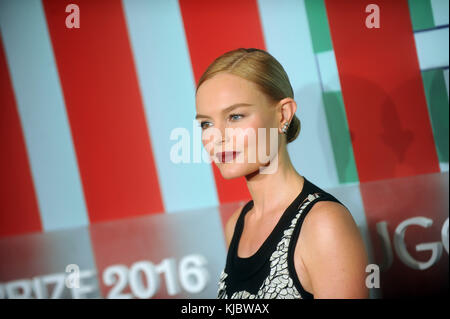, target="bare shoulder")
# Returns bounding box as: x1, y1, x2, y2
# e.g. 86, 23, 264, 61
302, 200, 358, 237
224, 204, 244, 250
299, 200, 370, 298
301, 200, 363, 254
